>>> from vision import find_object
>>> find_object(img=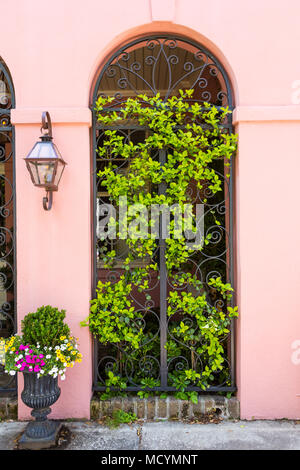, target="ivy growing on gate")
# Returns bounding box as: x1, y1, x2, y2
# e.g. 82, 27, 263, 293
81, 90, 238, 402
